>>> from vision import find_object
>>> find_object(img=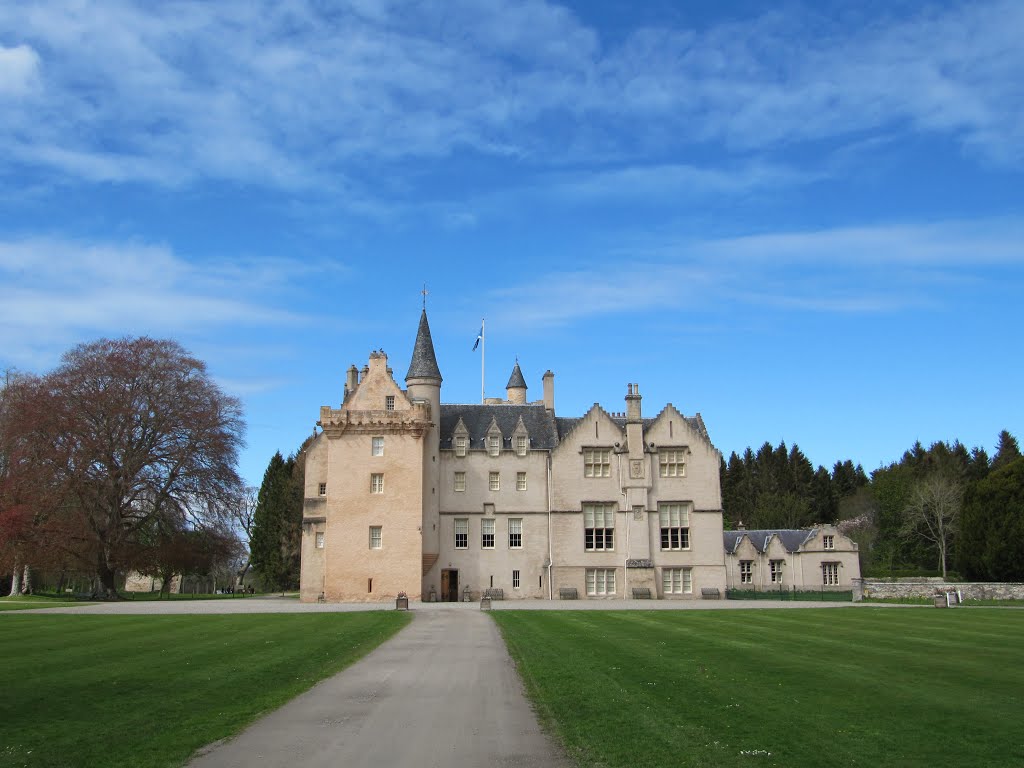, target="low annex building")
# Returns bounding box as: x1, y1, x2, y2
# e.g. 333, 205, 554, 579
722, 525, 860, 591
299, 309, 729, 602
